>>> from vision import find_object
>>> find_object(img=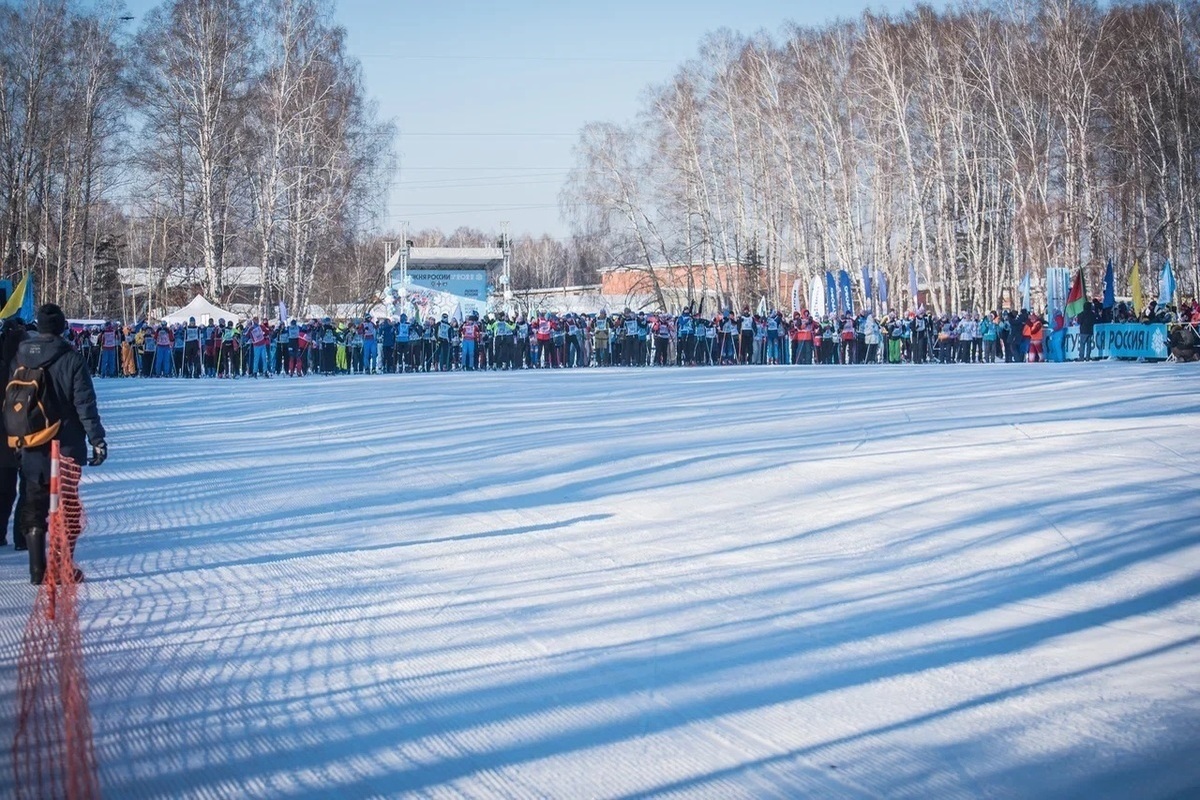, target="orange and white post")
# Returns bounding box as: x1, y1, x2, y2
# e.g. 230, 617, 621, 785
47, 440, 60, 617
